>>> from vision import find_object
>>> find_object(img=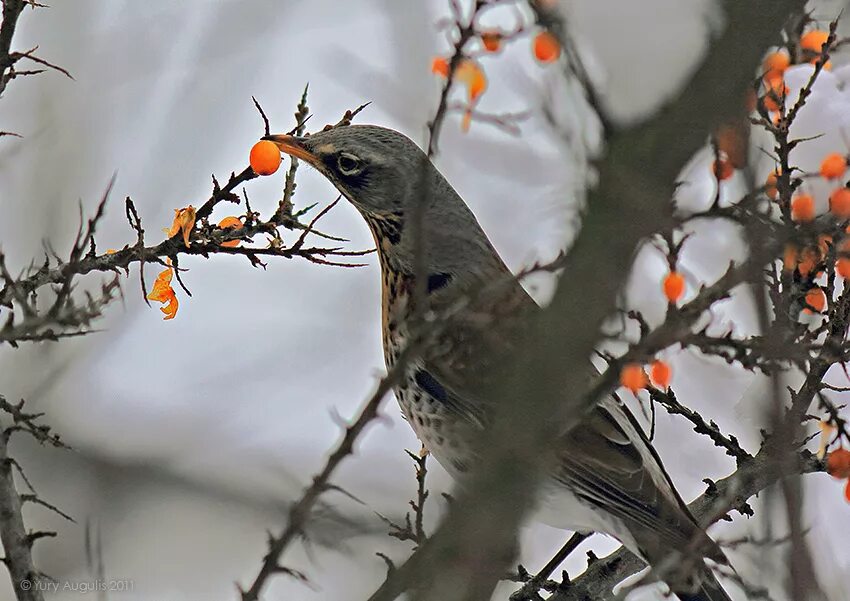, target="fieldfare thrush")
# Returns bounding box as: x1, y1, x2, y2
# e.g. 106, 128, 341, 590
267, 125, 732, 601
